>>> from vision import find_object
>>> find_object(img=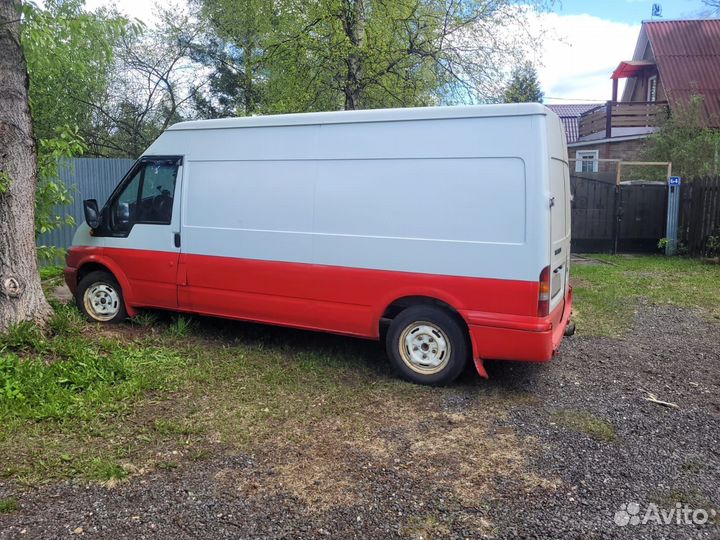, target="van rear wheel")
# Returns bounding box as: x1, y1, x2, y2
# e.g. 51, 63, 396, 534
76, 270, 127, 323
386, 305, 468, 385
